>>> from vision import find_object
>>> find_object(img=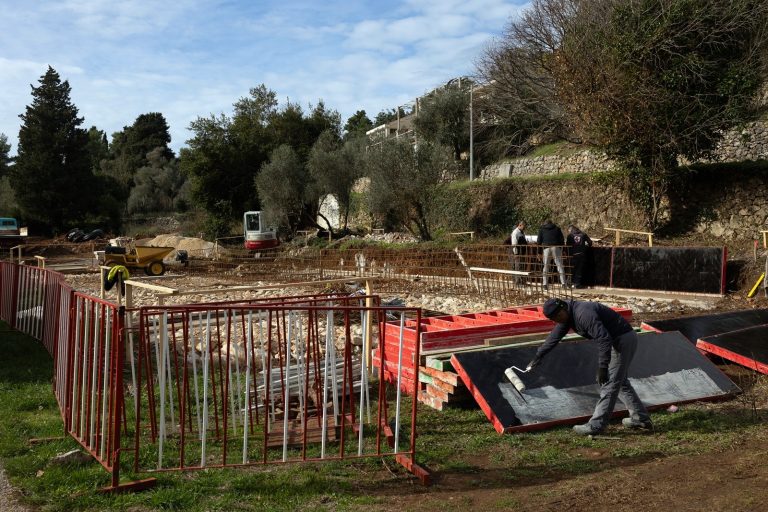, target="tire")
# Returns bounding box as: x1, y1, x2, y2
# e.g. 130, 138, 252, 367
67, 229, 84, 242
145, 261, 165, 276
83, 229, 104, 241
